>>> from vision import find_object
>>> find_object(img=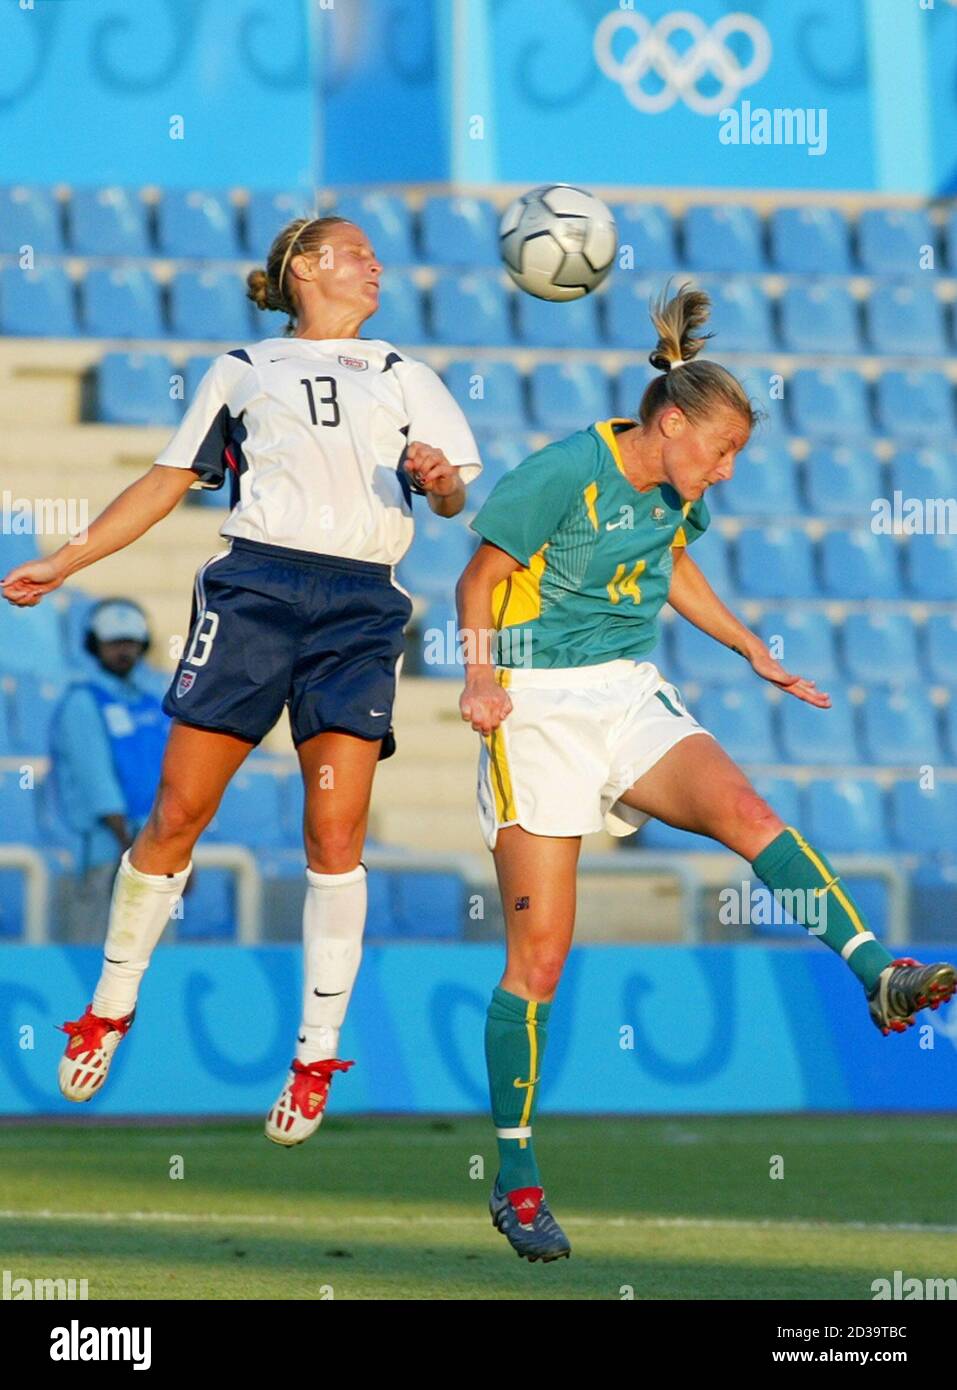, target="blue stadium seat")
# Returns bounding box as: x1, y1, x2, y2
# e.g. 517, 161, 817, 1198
0, 266, 77, 337
515, 292, 600, 348
0, 873, 25, 938
768, 206, 852, 275
528, 363, 610, 431
875, 370, 954, 440
82, 268, 165, 339
168, 270, 252, 341
443, 361, 526, 431
670, 621, 749, 684
155, 189, 242, 260
417, 600, 462, 678
68, 186, 150, 257
683, 205, 764, 272
397, 512, 476, 600
364, 871, 401, 939
757, 608, 838, 683
806, 777, 887, 852
699, 278, 773, 353
0, 768, 41, 843
431, 271, 511, 347
603, 274, 666, 350
922, 614, 957, 685
685, 530, 733, 594
803, 444, 884, 517
789, 369, 871, 438
890, 445, 955, 497
0, 532, 40, 573
777, 683, 860, 766
859, 689, 941, 766
244, 191, 317, 256
819, 530, 901, 600
178, 869, 234, 940
778, 282, 861, 355
362, 274, 424, 345
609, 204, 677, 270
420, 195, 498, 267
721, 444, 799, 515
8, 673, 64, 754
693, 687, 777, 762
865, 282, 946, 357
97, 353, 180, 427
888, 780, 957, 854
944, 696, 957, 763
330, 193, 415, 264
735, 527, 817, 599
905, 534, 957, 600
857, 208, 936, 276
636, 814, 723, 854
0, 595, 67, 676
183, 354, 215, 403
0, 185, 63, 255
737, 362, 790, 442
615, 364, 656, 416
392, 871, 464, 939
466, 434, 532, 512
0, 689, 11, 755
842, 612, 919, 686
752, 775, 804, 828
208, 768, 286, 849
